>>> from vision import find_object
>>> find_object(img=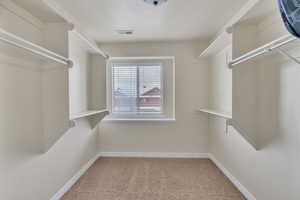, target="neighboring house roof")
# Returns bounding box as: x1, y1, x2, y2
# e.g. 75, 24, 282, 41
142, 87, 160, 96
113, 89, 124, 96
